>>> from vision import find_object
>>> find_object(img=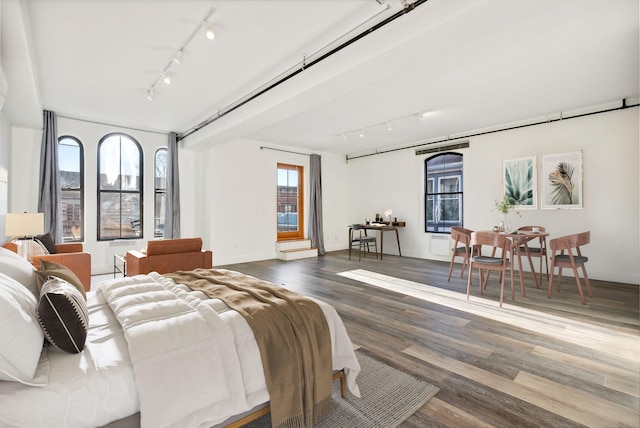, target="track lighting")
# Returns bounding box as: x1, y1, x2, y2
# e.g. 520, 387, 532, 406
335, 107, 437, 138
143, 7, 215, 101
172, 50, 183, 65
204, 22, 215, 40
